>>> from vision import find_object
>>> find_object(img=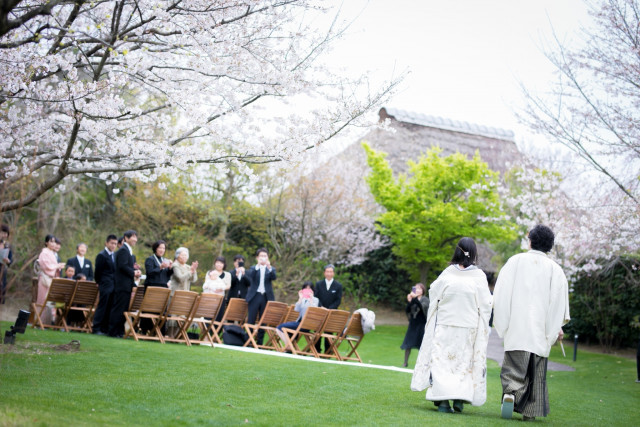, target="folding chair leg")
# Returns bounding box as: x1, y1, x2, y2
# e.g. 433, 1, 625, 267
31, 302, 44, 330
